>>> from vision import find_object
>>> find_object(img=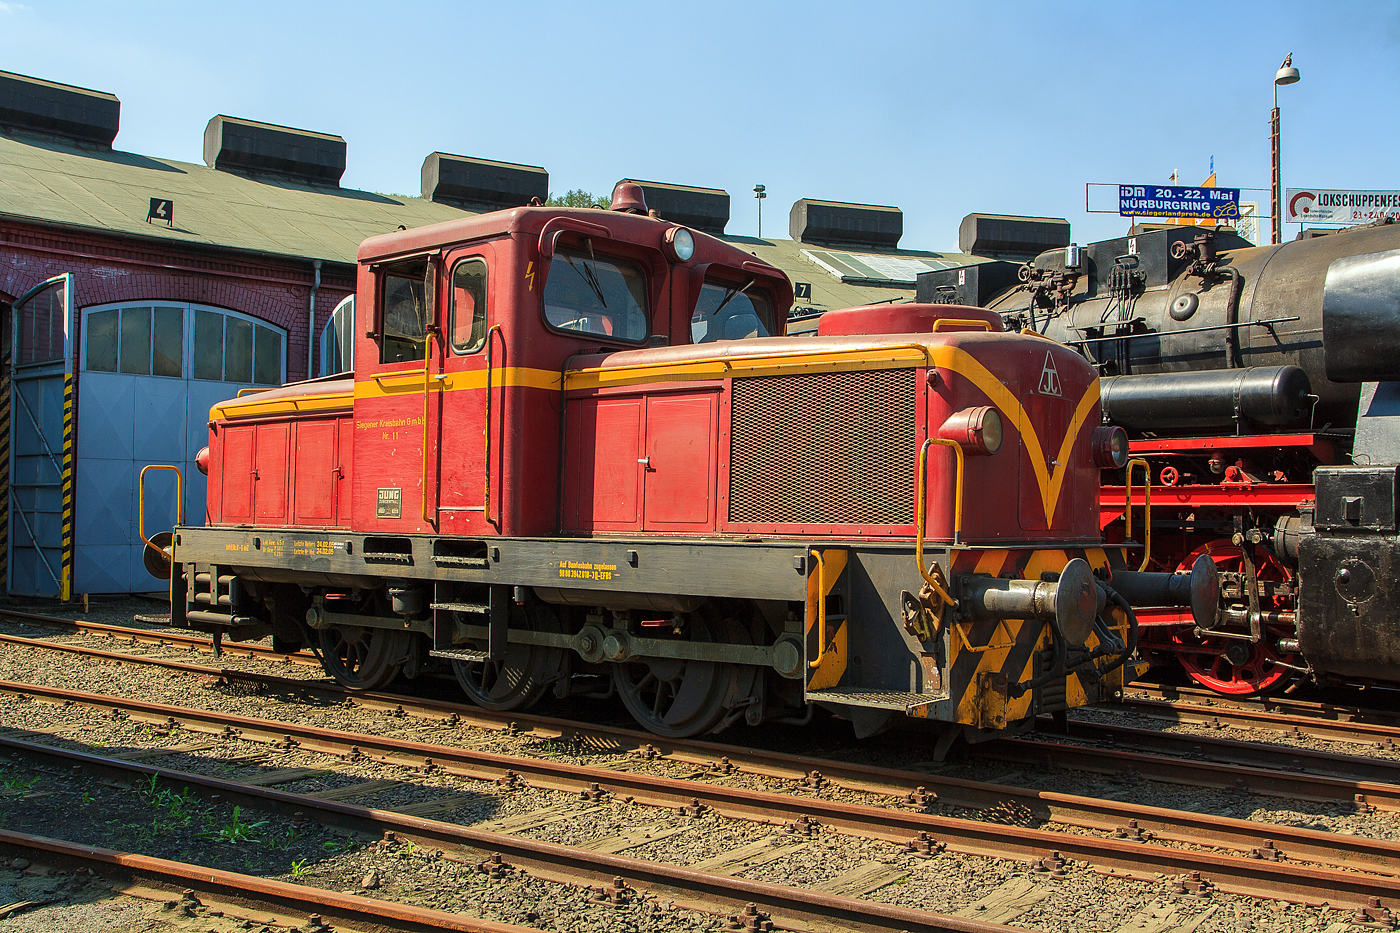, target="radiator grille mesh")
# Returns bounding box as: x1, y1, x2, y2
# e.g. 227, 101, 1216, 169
729, 368, 917, 525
